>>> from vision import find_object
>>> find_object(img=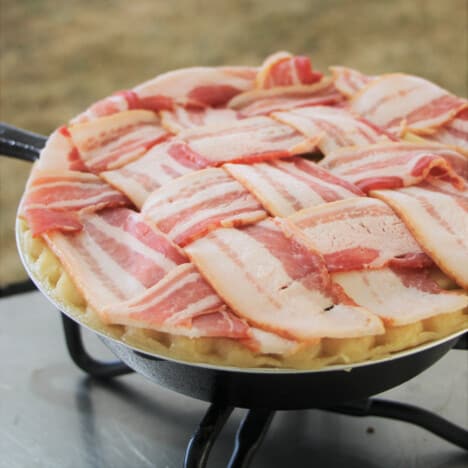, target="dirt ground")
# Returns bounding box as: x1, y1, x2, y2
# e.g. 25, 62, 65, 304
1, 0, 467, 285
